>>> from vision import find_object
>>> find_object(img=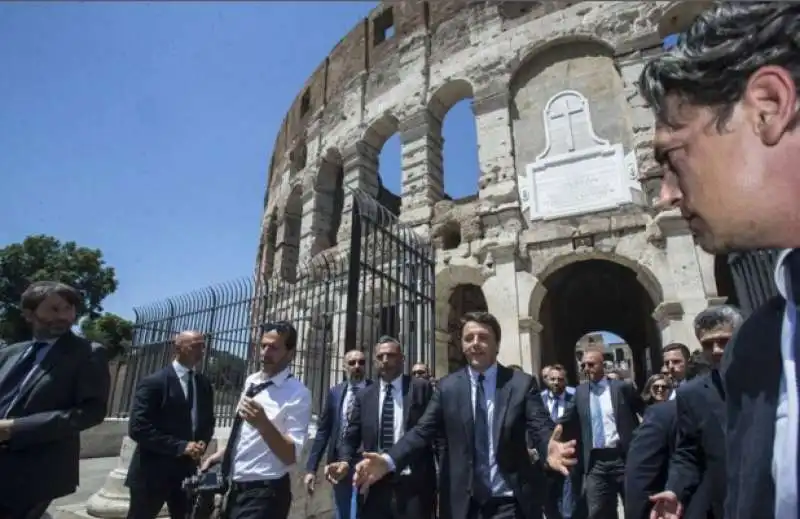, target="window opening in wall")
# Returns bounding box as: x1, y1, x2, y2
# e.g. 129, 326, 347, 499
438, 221, 462, 251
291, 143, 307, 173
373, 8, 394, 46
442, 99, 480, 200
300, 89, 311, 117
377, 133, 402, 217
